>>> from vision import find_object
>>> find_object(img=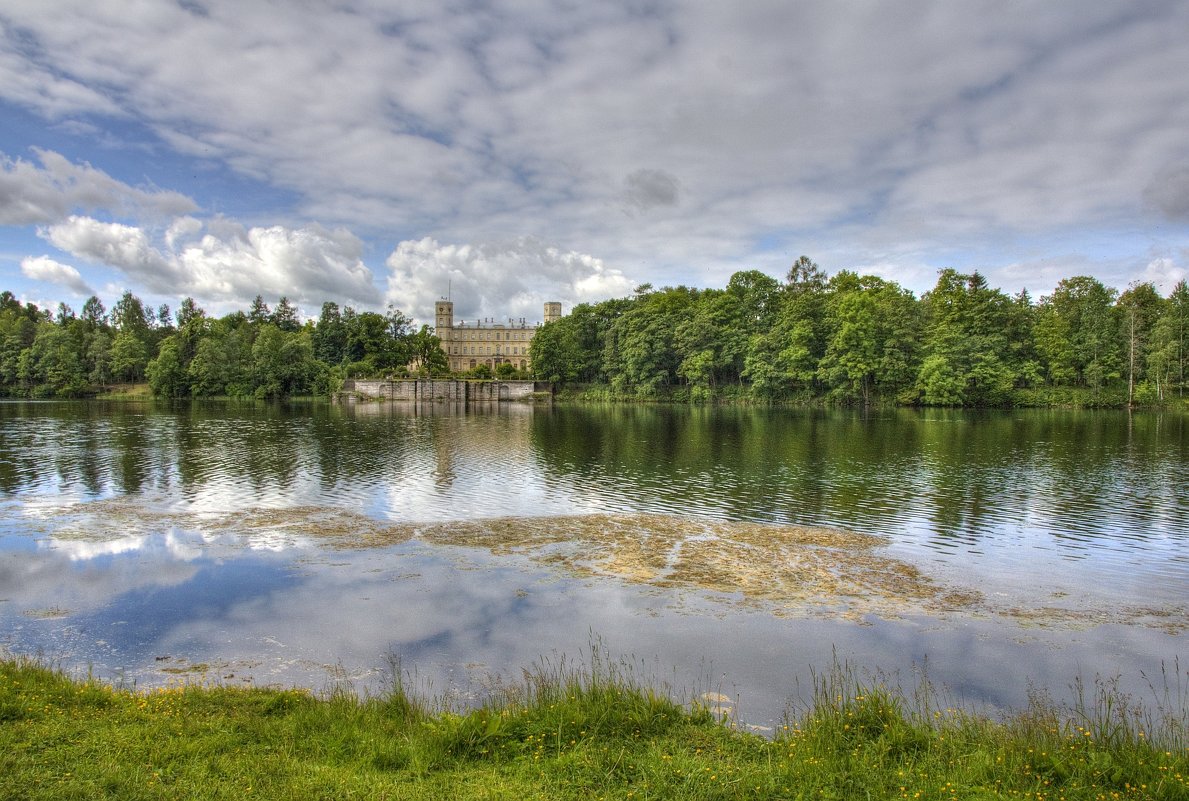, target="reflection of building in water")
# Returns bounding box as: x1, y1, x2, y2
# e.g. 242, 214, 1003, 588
435, 300, 562, 373
338, 401, 538, 494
